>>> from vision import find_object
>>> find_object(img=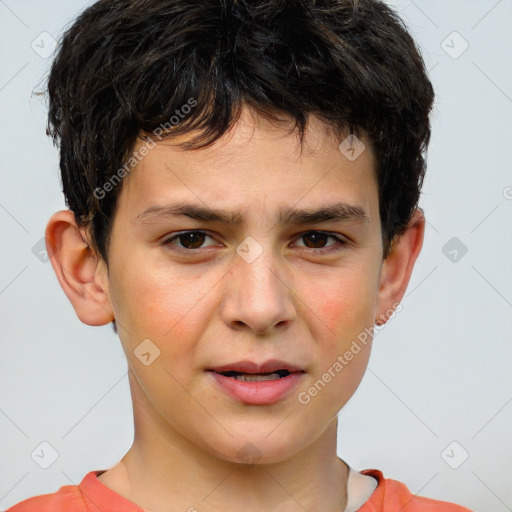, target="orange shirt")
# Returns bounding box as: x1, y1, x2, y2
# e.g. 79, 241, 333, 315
5, 468, 473, 512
